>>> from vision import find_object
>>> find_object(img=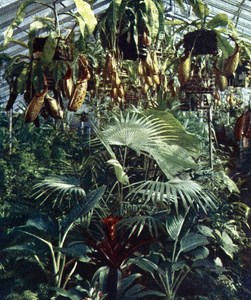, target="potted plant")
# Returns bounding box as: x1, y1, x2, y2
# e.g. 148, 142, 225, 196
1, 0, 97, 122
171, 1, 243, 93
95, 0, 165, 104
